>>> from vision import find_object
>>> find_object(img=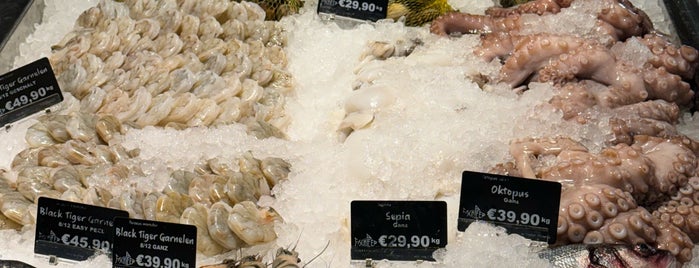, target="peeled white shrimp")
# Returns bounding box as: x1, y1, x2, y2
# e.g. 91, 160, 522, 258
198, 17, 223, 41
26, 122, 57, 148
16, 166, 60, 202
134, 92, 175, 127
